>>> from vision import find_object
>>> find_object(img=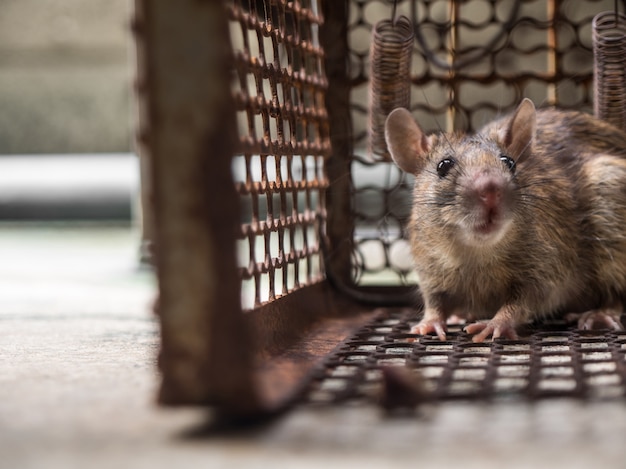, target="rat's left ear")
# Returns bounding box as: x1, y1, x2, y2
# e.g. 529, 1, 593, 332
385, 107, 431, 175
505, 98, 536, 164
